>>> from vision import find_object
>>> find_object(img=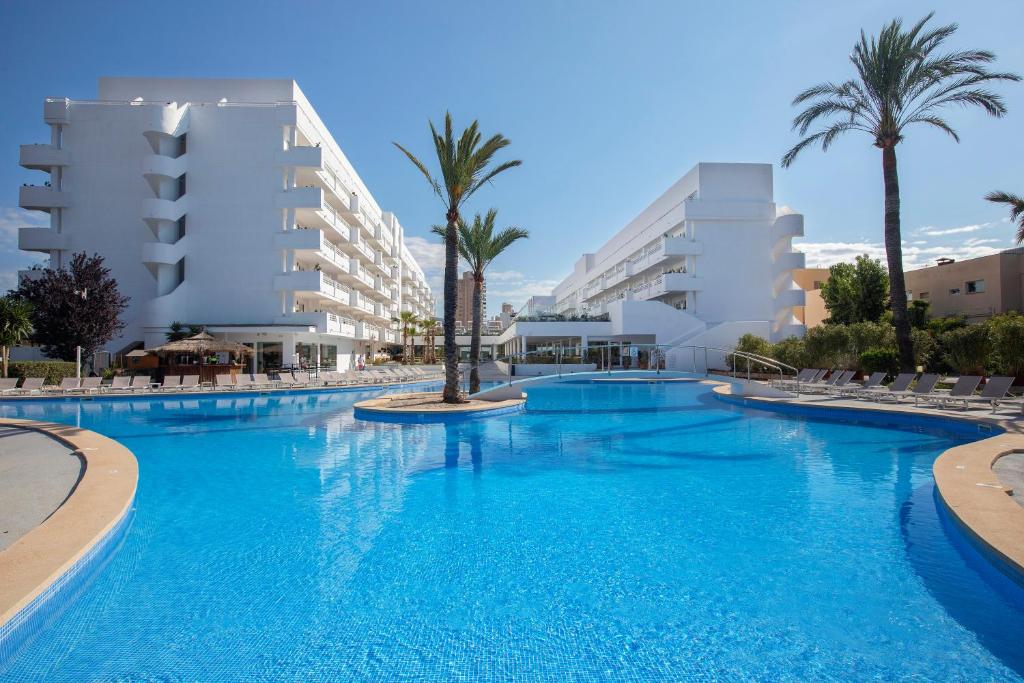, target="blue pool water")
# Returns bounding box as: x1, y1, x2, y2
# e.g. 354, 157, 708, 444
2, 381, 1024, 681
